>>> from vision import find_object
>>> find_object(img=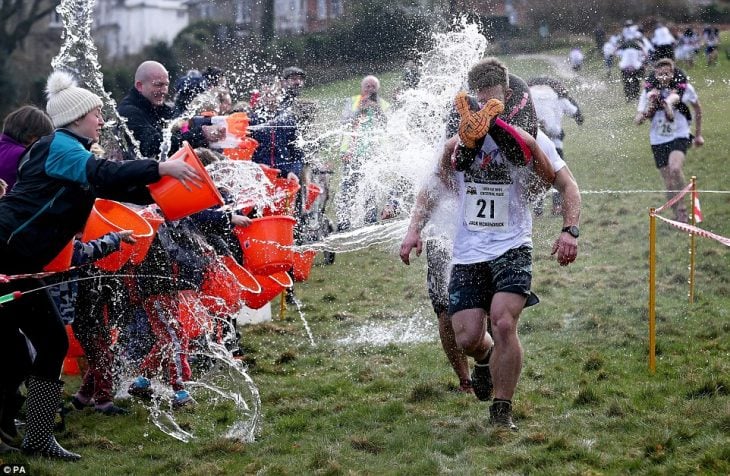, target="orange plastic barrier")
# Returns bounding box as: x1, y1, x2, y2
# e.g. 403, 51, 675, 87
148, 141, 224, 221
82, 199, 153, 272
234, 216, 296, 275
244, 271, 293, 310
292, 249, 317, 282
43, 239, 74, 272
